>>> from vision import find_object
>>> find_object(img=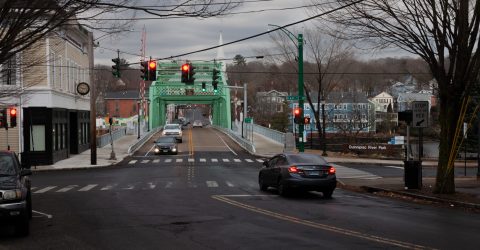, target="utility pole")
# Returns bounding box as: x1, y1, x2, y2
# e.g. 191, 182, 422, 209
88, 31, 96, 165
297, 33, 305, 152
